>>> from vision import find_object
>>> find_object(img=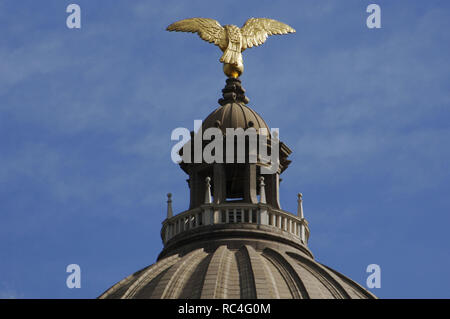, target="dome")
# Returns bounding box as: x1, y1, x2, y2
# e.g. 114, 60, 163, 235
99, 239, 375, 299
99, 220, 375, 299
201, 77, 270, 134
202, 102, 270, 134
